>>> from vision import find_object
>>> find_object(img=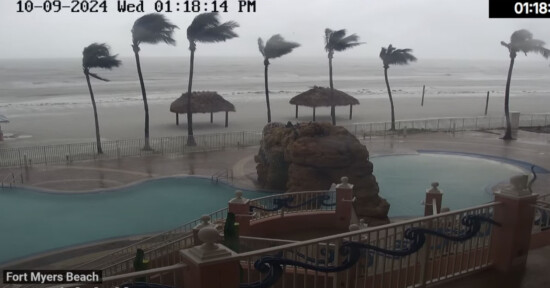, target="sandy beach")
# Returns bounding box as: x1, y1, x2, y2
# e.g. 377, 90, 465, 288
1, 93, 550, 148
